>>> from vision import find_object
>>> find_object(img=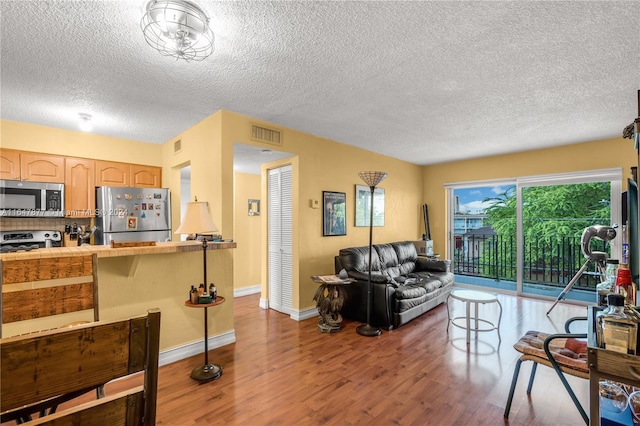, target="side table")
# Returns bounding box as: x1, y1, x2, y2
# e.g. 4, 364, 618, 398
311, 275, 354, 333
446, 288, 502, 344
184, 296, 225, 382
